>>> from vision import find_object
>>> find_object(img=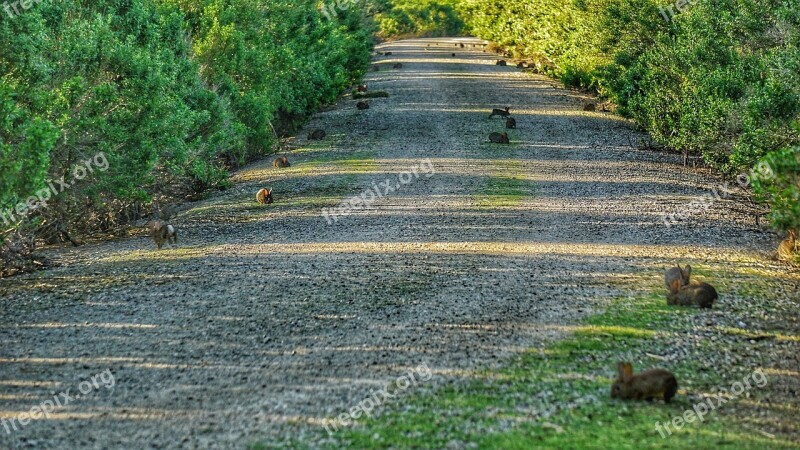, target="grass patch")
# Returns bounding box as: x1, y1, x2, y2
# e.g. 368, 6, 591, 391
477, 175, 529, 207
332, 155, 378, 173
352, 91, 390, 99
318, 291, 796, 449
